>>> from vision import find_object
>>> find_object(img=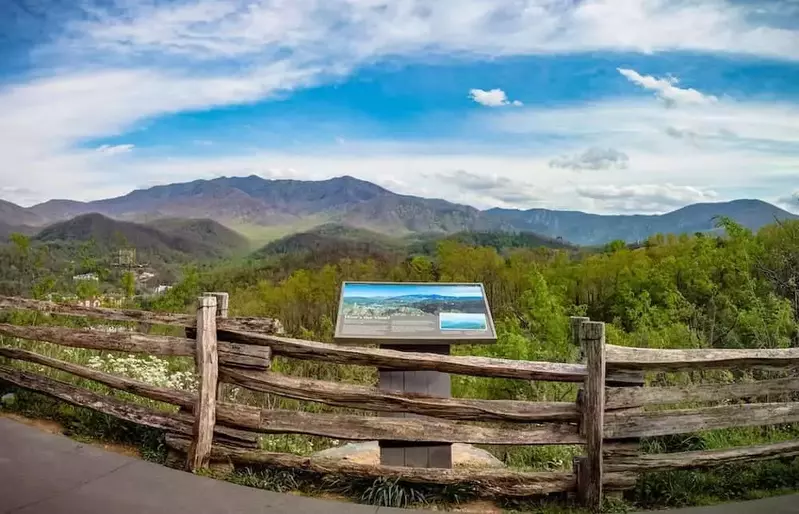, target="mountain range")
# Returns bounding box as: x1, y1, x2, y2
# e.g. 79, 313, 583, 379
1, 175, 796, 246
